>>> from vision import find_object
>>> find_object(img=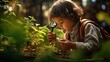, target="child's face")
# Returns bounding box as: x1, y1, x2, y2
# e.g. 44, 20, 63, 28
52, 17, 75, 32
